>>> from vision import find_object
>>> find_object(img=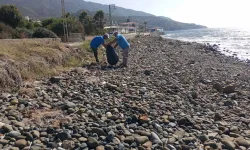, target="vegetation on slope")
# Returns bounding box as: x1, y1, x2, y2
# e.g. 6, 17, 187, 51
0, 39, 98, 92
0, 0, 207, 31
